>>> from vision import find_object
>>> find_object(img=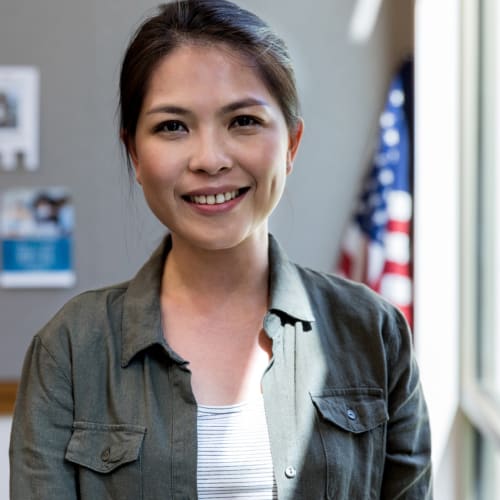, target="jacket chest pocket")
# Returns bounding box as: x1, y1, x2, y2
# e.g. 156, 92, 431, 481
311, 388, 388, 500
65, 421, 146, 500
